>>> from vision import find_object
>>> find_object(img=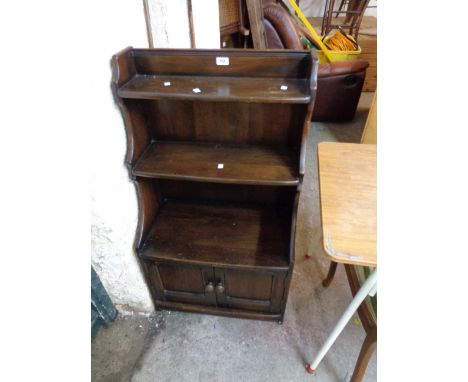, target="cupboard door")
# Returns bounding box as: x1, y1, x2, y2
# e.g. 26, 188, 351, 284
214, 268, 287, 313
144, 261, 217, 306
